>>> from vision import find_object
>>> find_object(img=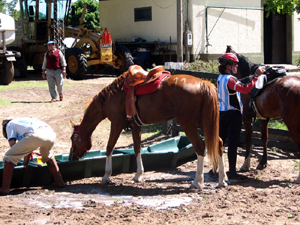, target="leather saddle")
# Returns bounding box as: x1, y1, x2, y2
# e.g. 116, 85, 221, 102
247, 65, 286, 120
124, 65, 165, 128
124, 65, 164, 88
